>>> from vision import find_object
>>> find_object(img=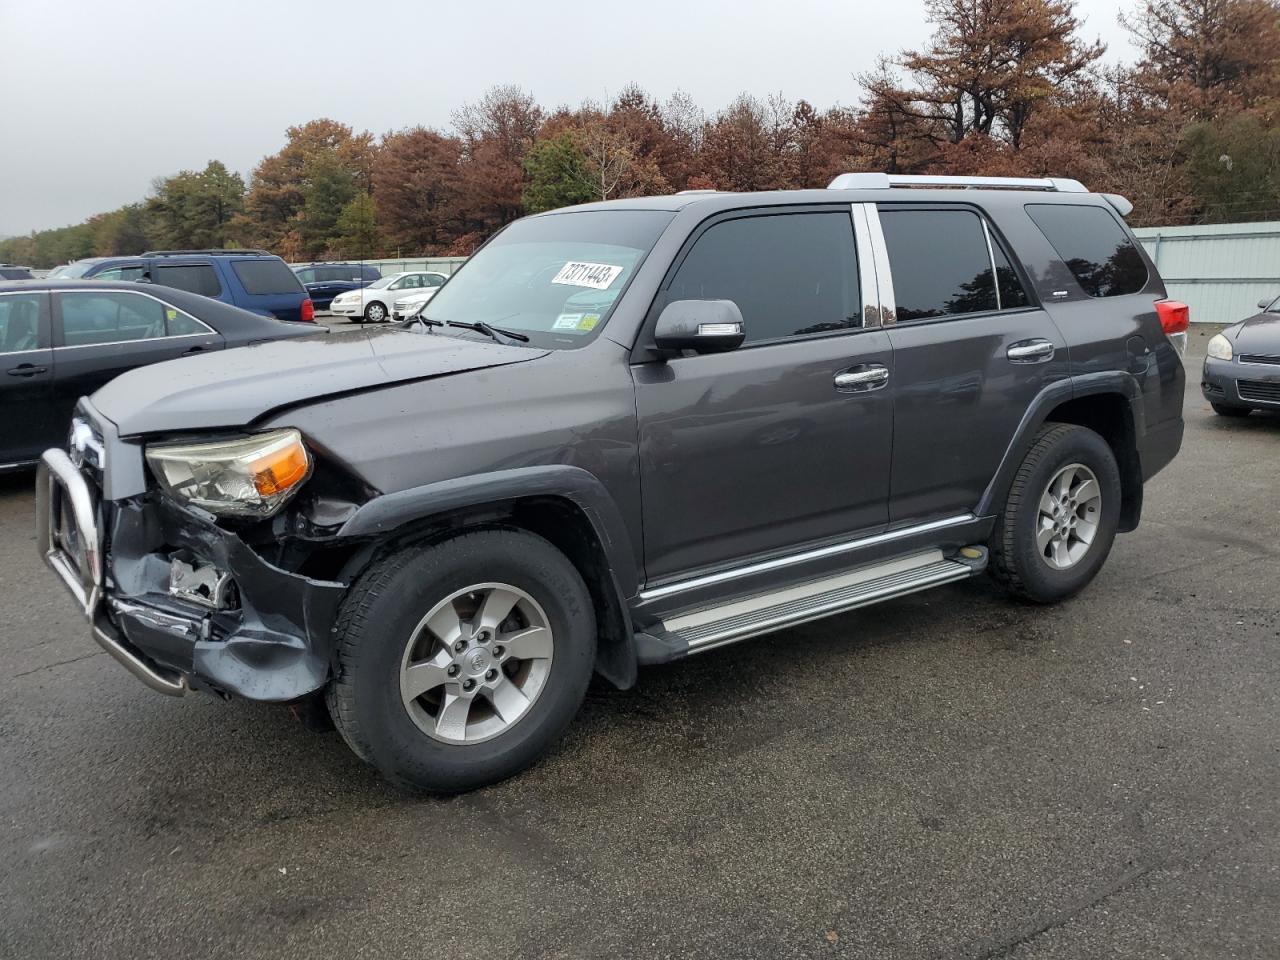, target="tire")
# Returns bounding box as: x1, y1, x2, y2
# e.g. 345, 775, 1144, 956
1211, 402, 1251, 418
989, 423, 1122, 603
364, 301, 387, 323
326, 528, 596, 793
